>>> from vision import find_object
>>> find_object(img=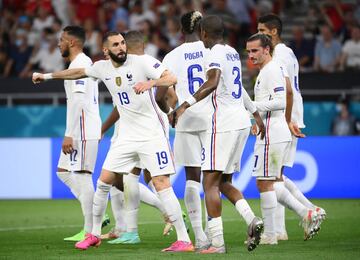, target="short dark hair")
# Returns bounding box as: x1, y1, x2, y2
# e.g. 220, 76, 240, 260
200, 15, 224, 38
247, 33, 274, 55
102, 31, 121, 44
181, 11, 203, 34
63, 26, 85, 44
258, 14, 282, 36
124, 30, 144, 46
